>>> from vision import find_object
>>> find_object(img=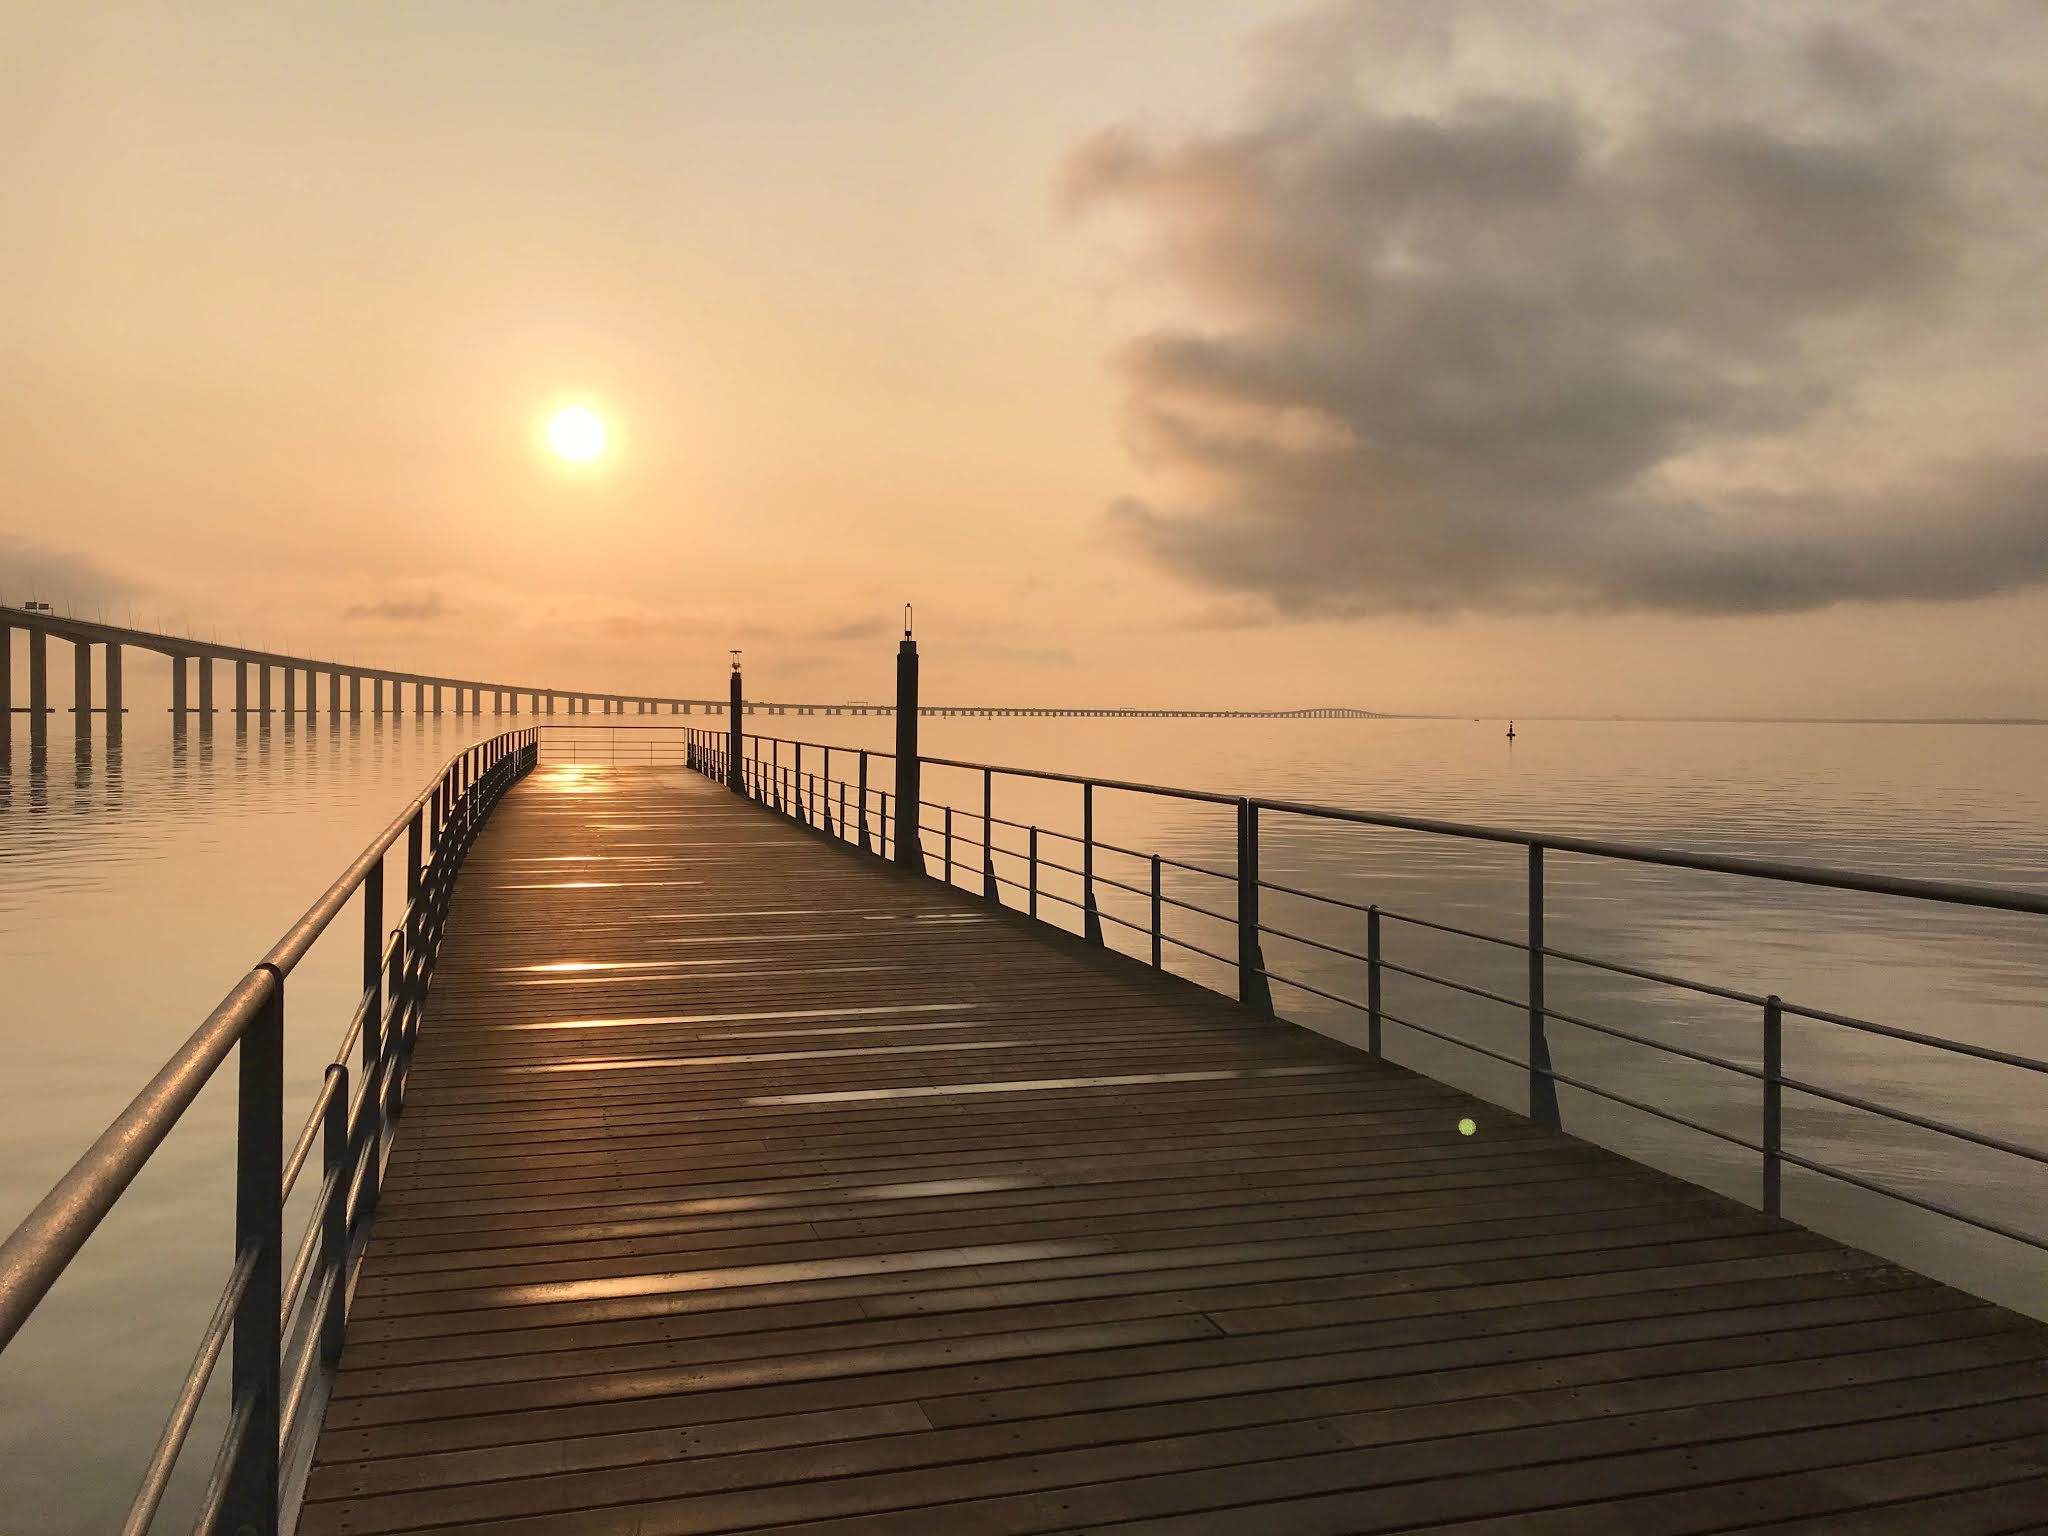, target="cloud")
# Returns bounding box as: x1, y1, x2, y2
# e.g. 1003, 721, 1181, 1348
0, 536, 151, 613
1064, 2, 2048, 617
343, 590, 452, 622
